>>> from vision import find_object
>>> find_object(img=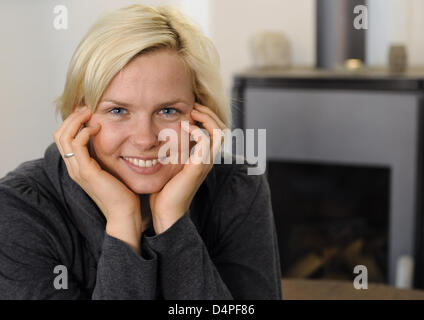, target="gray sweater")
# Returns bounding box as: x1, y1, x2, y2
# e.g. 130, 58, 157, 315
0, 143, 282, 300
